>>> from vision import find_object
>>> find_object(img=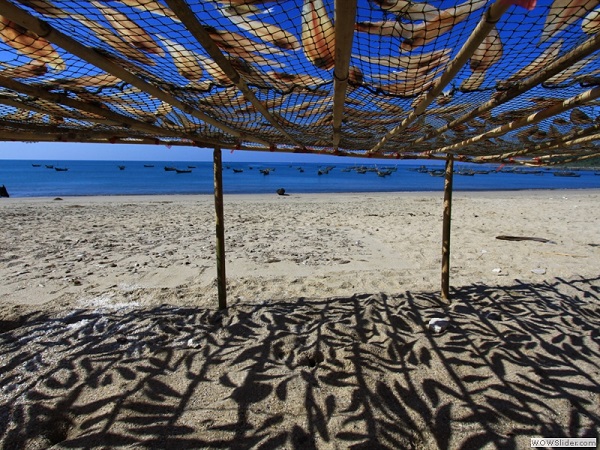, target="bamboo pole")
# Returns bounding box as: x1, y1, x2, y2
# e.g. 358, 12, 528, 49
213, 147, 227, 310
441, 154, 454, 302
422, 86, 600, 156
0, 75, 219, 144
0, 0, 266, 145
473, 125, 600, 162
332, 0, 358, 150
413, 32, 600, 145
368, 0, 511, 154
164, 0, 300, 149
